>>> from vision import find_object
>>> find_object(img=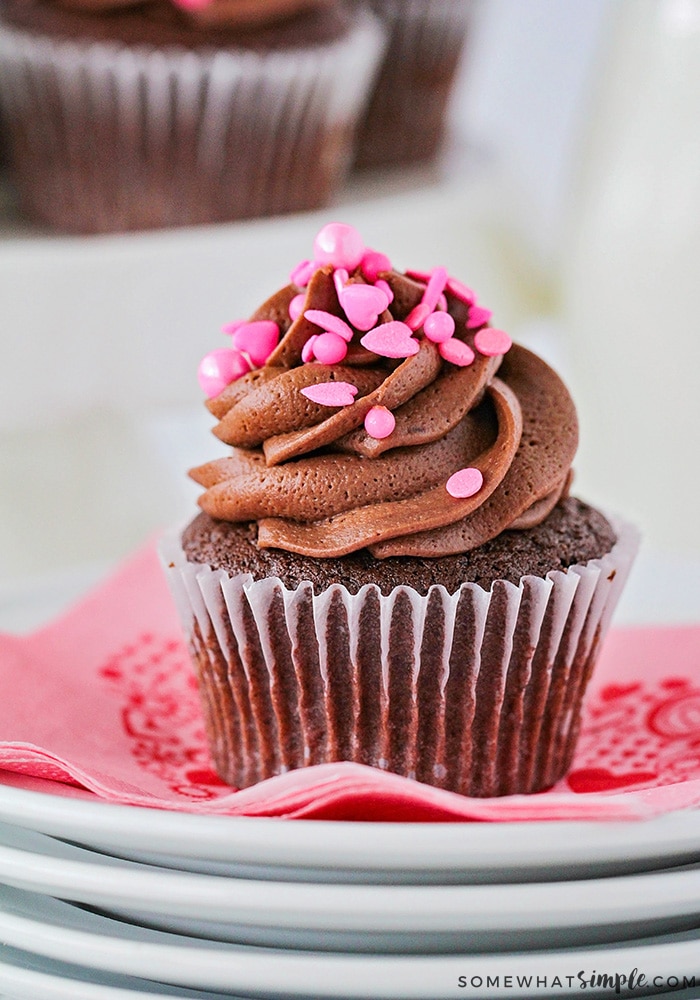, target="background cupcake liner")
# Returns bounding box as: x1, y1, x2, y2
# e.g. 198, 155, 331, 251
354, 0, 473, 170
0, 10, 385, 232
161, 516, 639, 797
